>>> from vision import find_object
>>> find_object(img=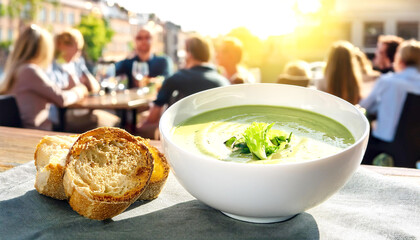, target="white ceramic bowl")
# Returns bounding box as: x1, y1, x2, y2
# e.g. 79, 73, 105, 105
159, 83, 369, 223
